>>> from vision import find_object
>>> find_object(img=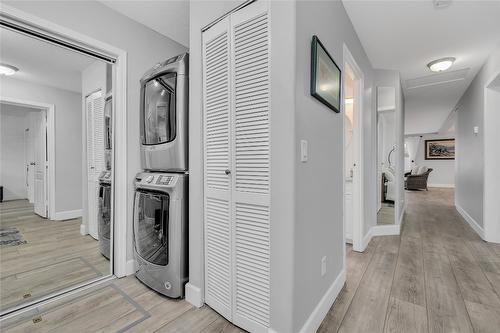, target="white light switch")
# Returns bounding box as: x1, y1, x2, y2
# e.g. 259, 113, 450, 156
473, 126, 479, 135
321, 256, 327, 277
301, 140, 308, 162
